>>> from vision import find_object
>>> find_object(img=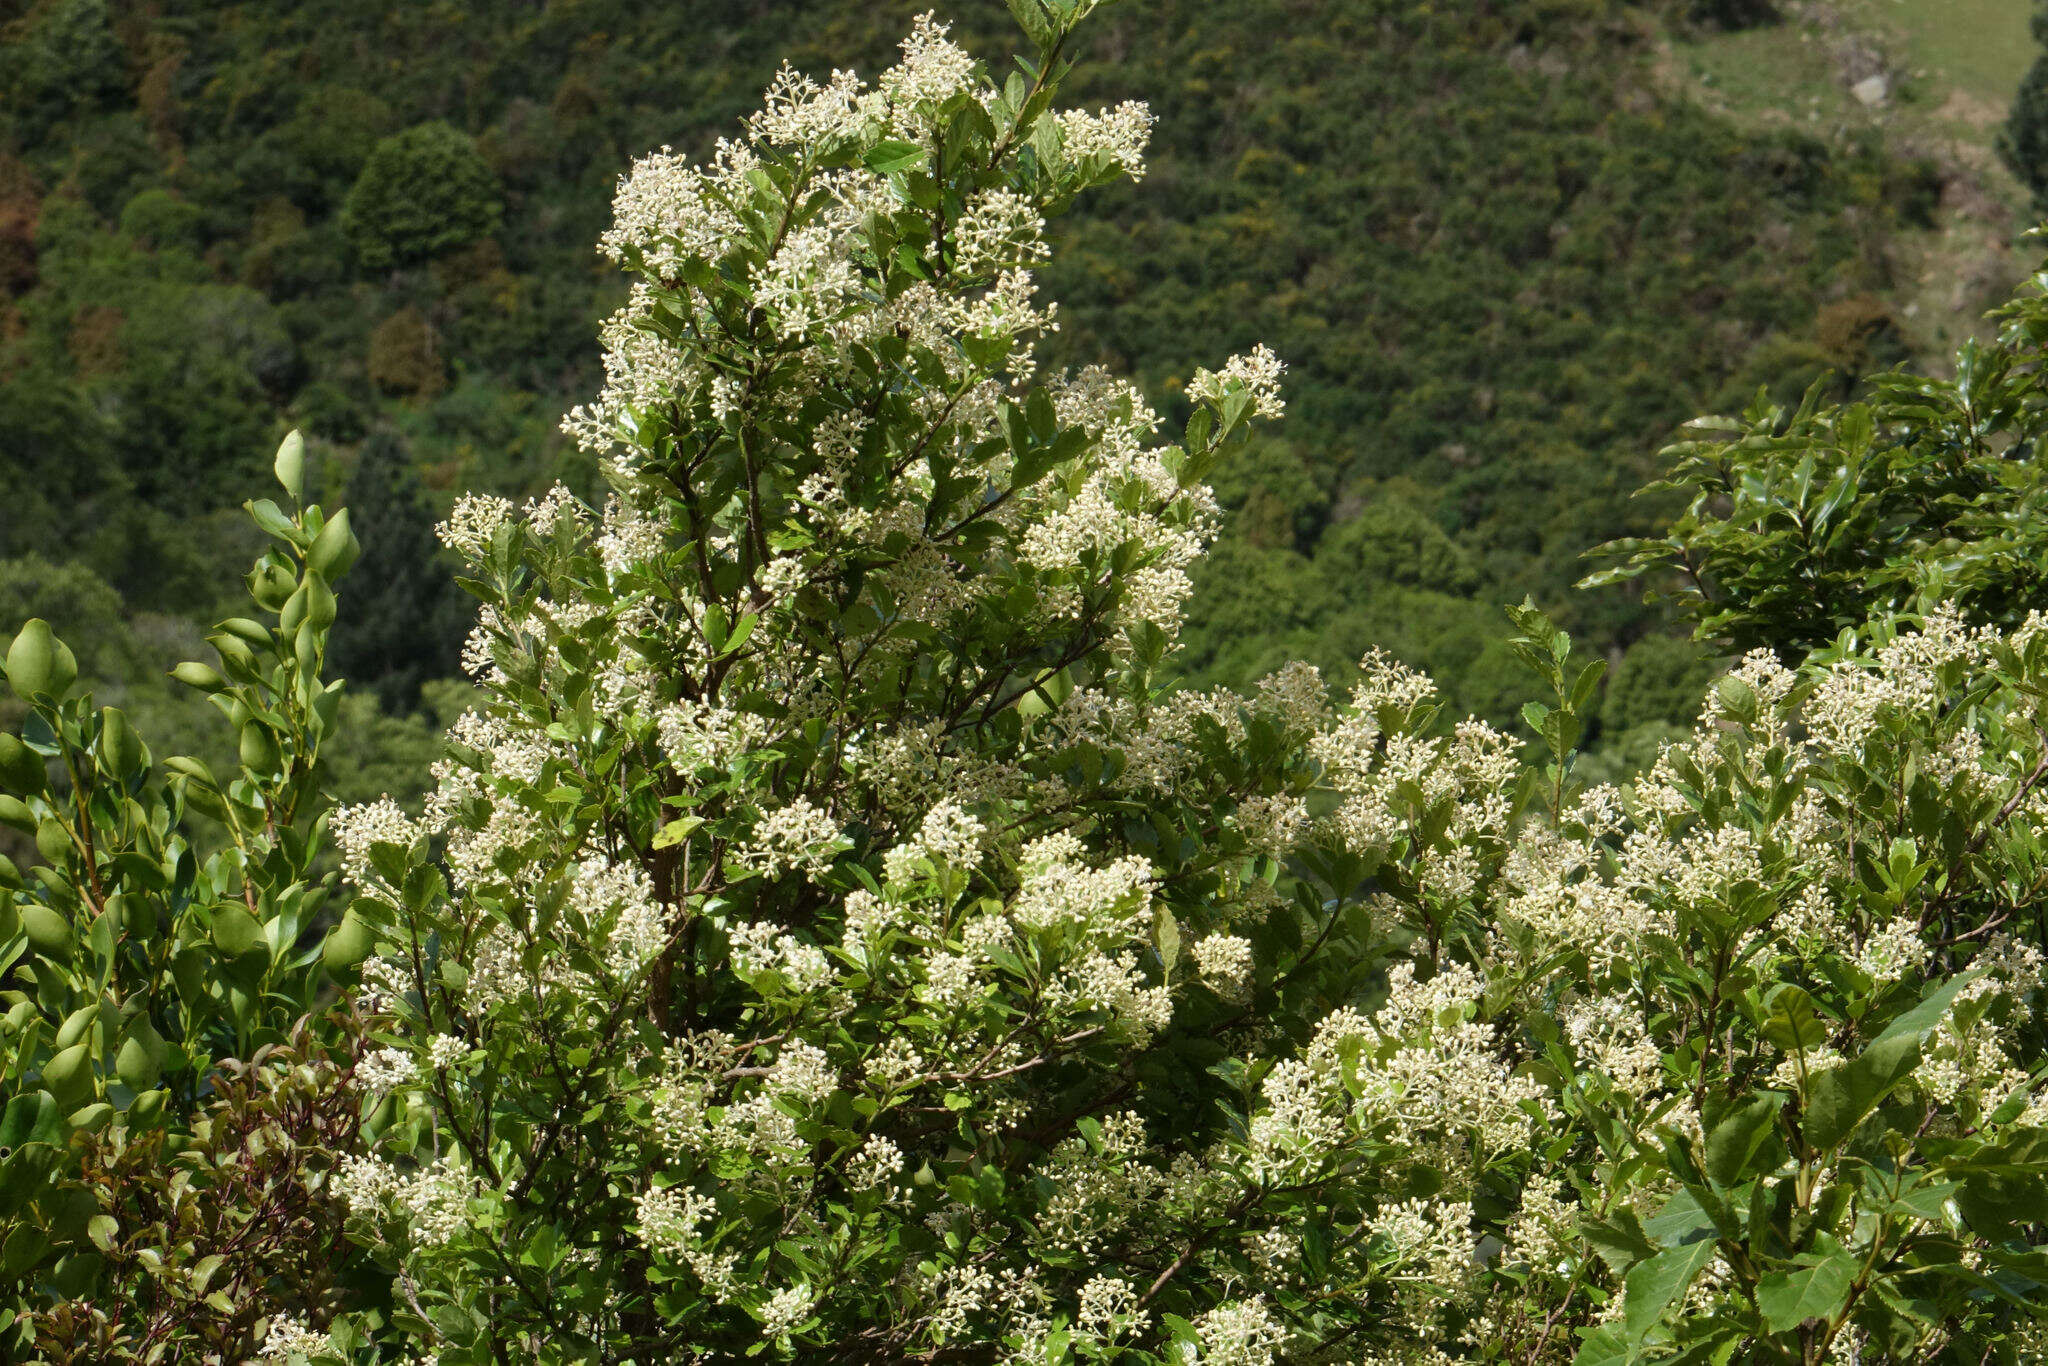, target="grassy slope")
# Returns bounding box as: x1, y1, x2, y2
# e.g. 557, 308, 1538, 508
1672, 1, 2028, 146
1863, 0, 2032, 111
1665, 0, 2034, 358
